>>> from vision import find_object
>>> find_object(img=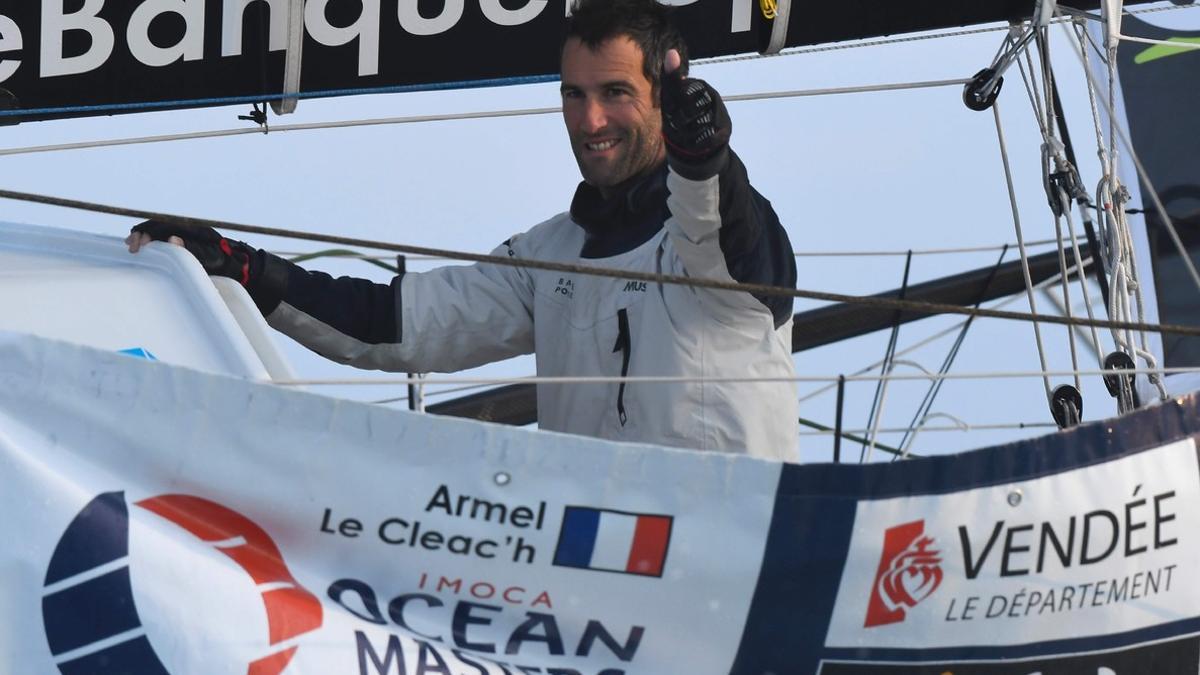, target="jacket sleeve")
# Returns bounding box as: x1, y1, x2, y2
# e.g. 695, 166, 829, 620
663, 147, 797, 328
248, 239, 535, 372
